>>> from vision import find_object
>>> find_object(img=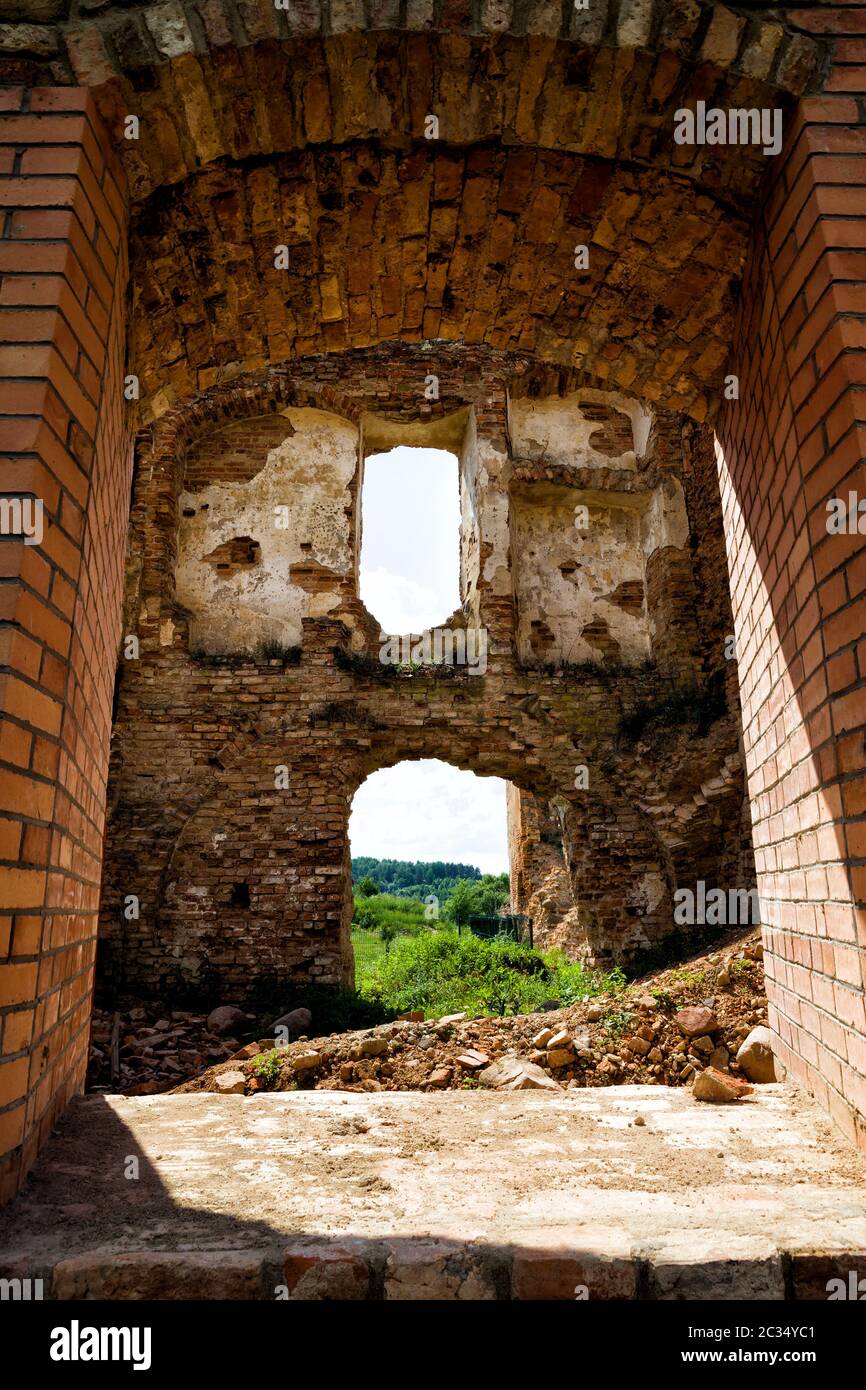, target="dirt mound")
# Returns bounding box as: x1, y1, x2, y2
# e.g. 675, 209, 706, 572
157, 928, 768, 1098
